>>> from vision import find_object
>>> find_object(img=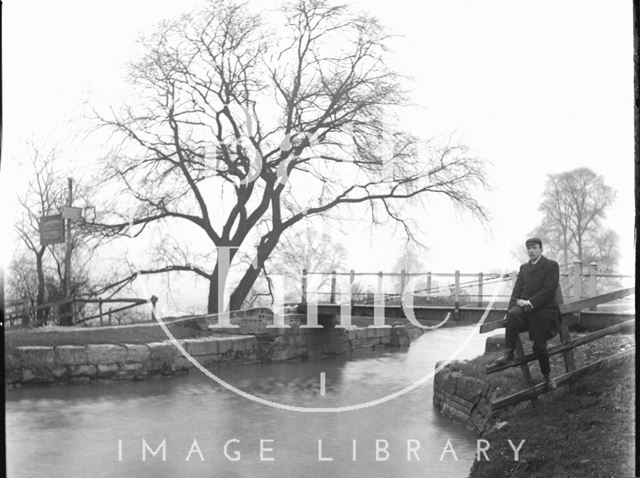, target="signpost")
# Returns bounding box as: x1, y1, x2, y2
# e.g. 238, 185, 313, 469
39, 214, 65, 246
61, 206, 83, 221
